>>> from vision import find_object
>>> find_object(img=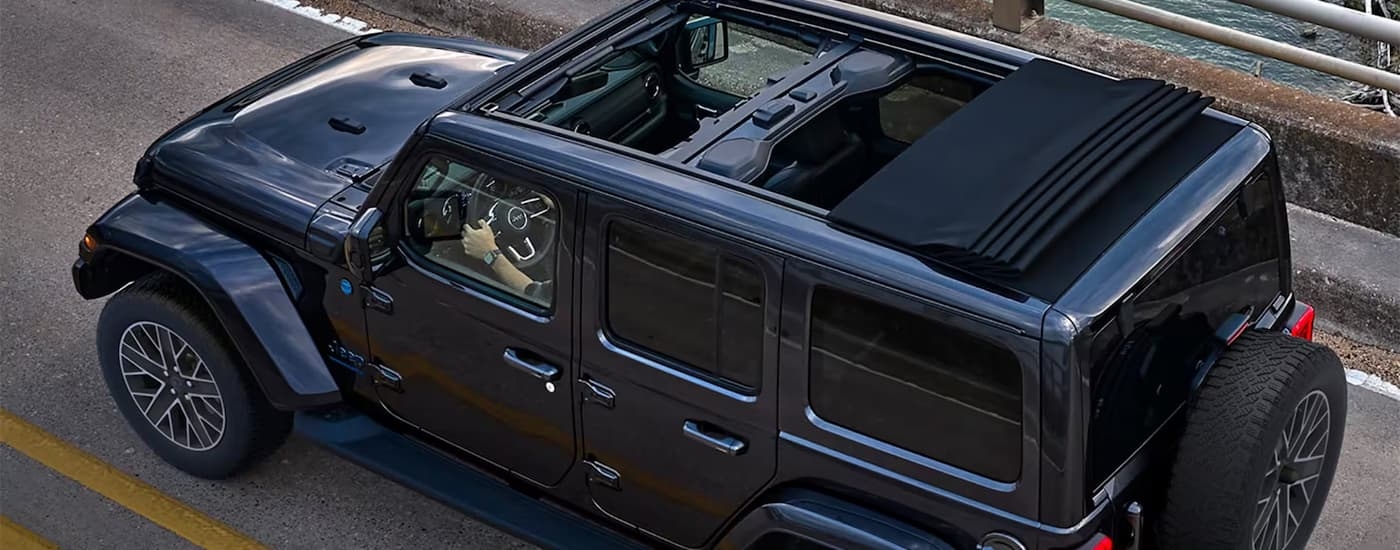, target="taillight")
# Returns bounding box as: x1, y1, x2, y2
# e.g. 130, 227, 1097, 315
1092, 536, 1113, 550
1289, 304, 1316, 341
